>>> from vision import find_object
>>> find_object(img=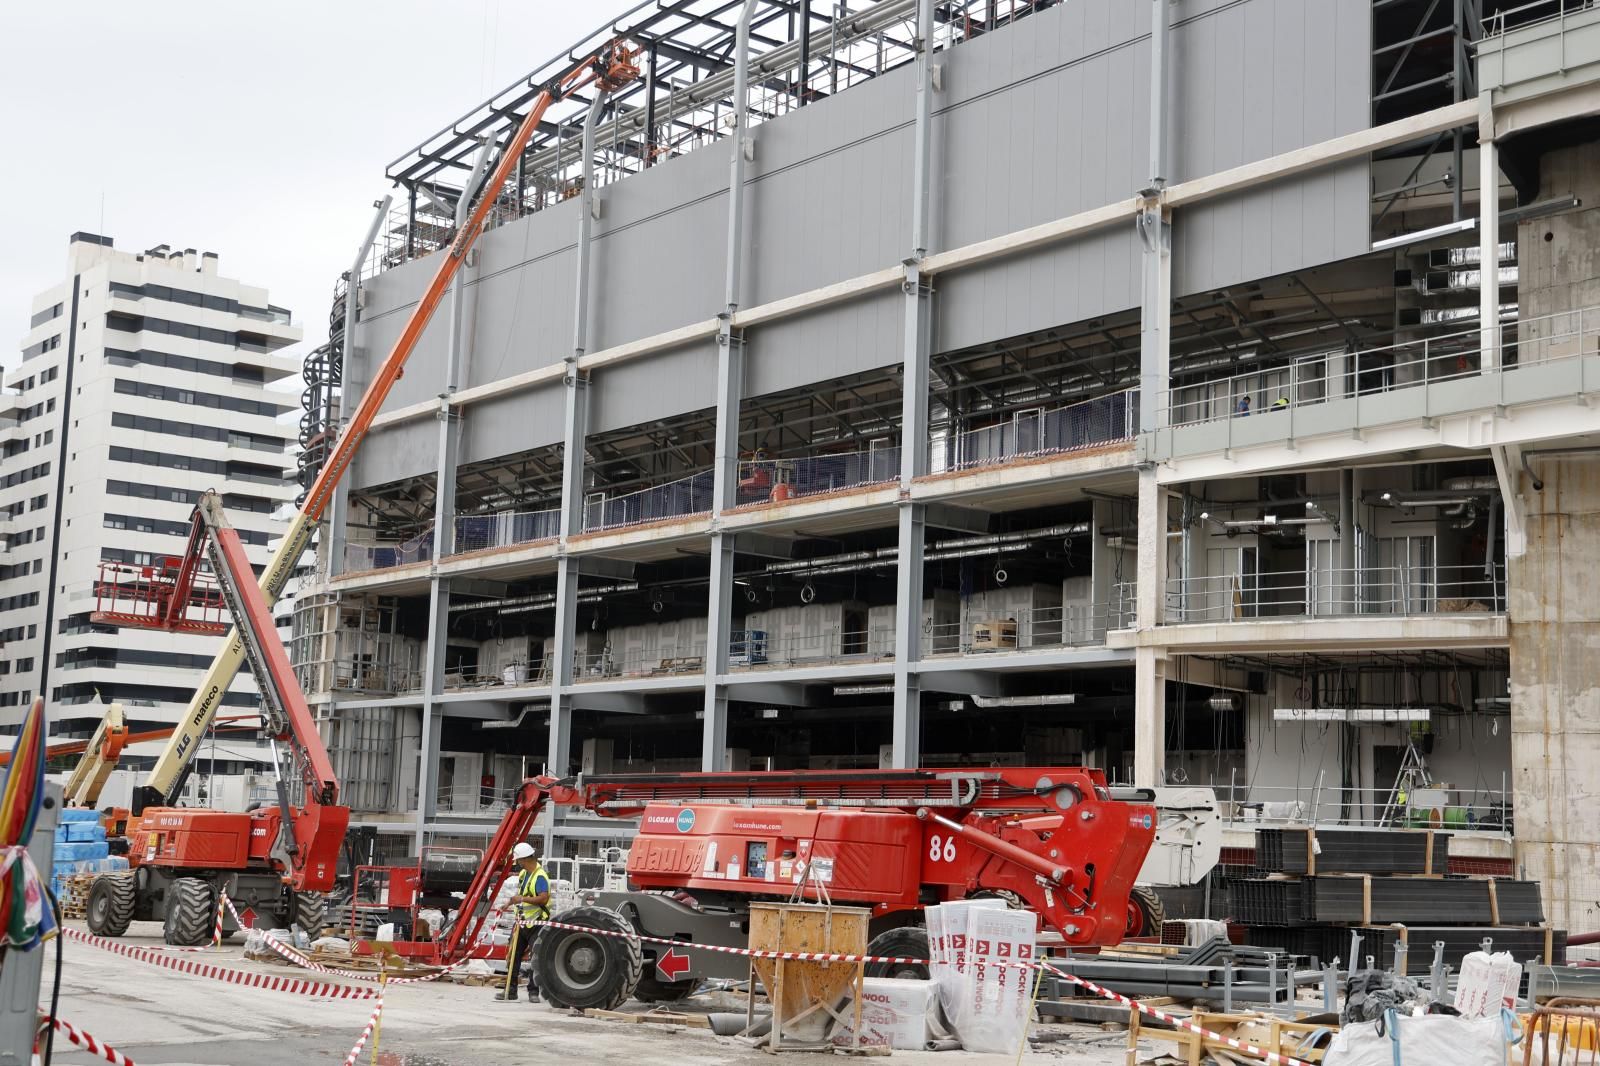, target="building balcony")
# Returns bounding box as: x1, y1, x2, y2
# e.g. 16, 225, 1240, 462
929, 388, 1139, 475
1146, 307, 1600, 474
583, 470, 714, 533
1153, 564, 1506, 625
1109, 565, 1508, 653
451, 508, 560, 556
